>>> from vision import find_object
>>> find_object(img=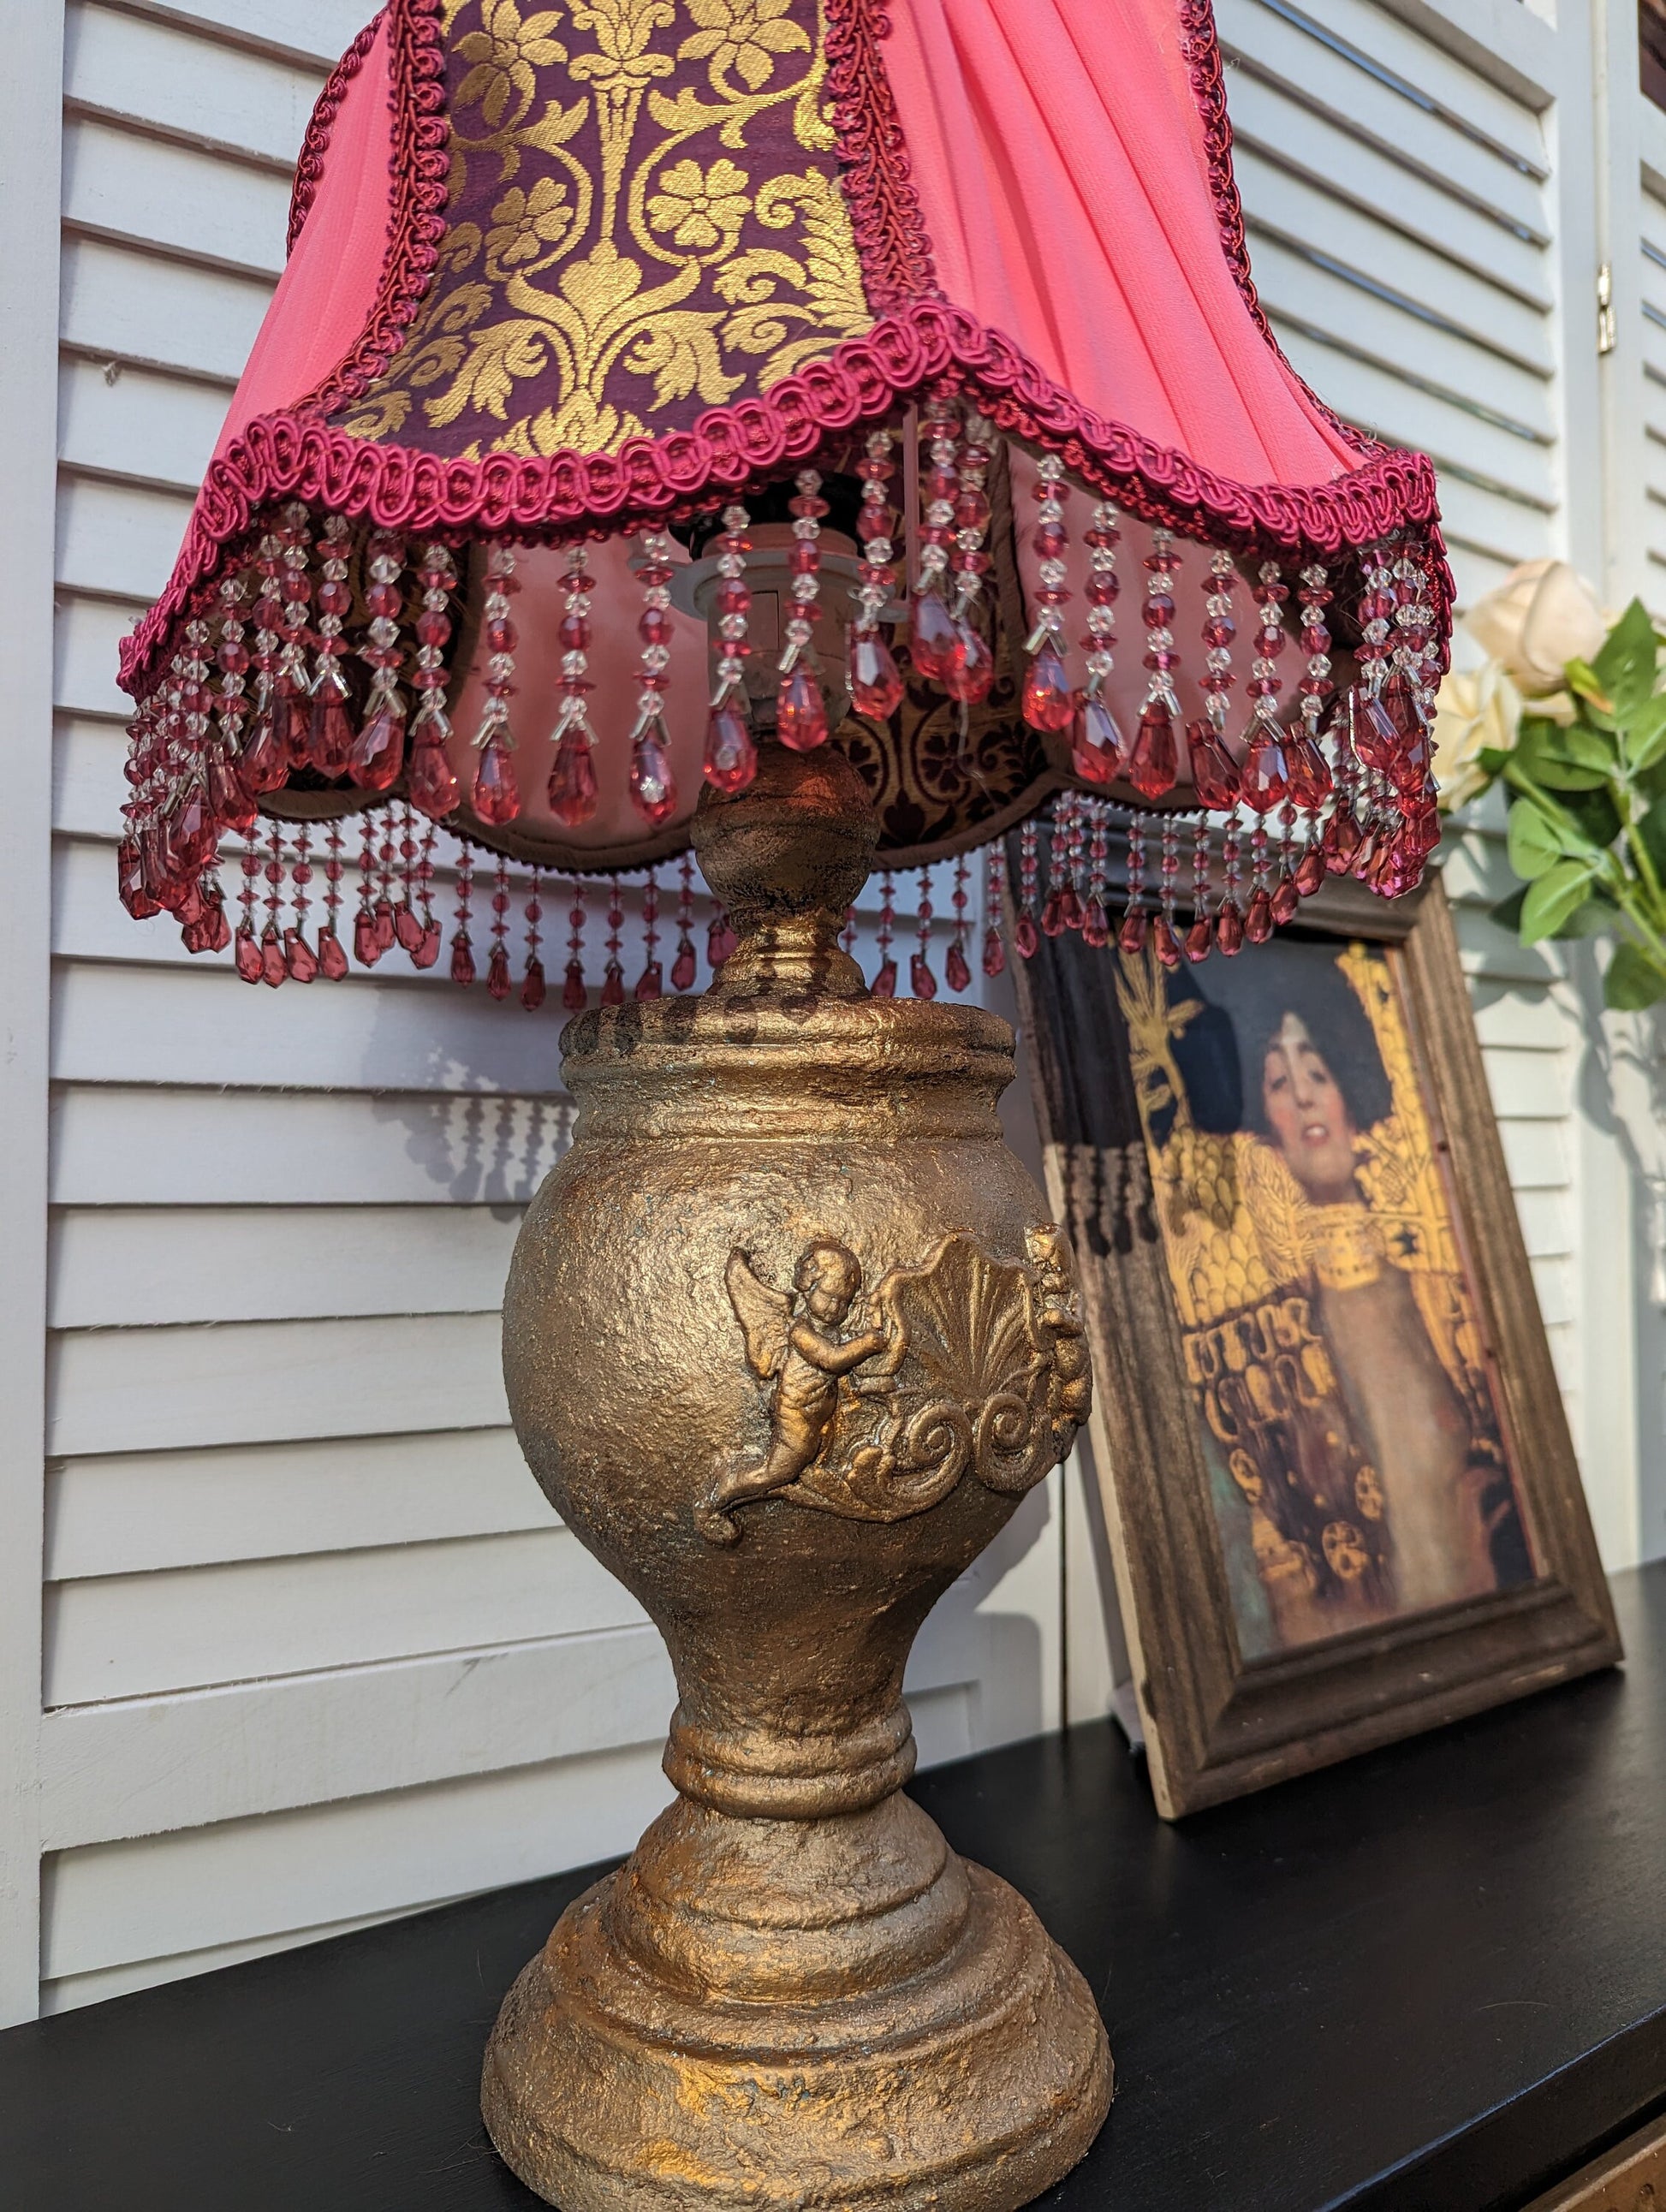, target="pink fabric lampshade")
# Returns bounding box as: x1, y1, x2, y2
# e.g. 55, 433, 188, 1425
116, 0, 1449, 992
